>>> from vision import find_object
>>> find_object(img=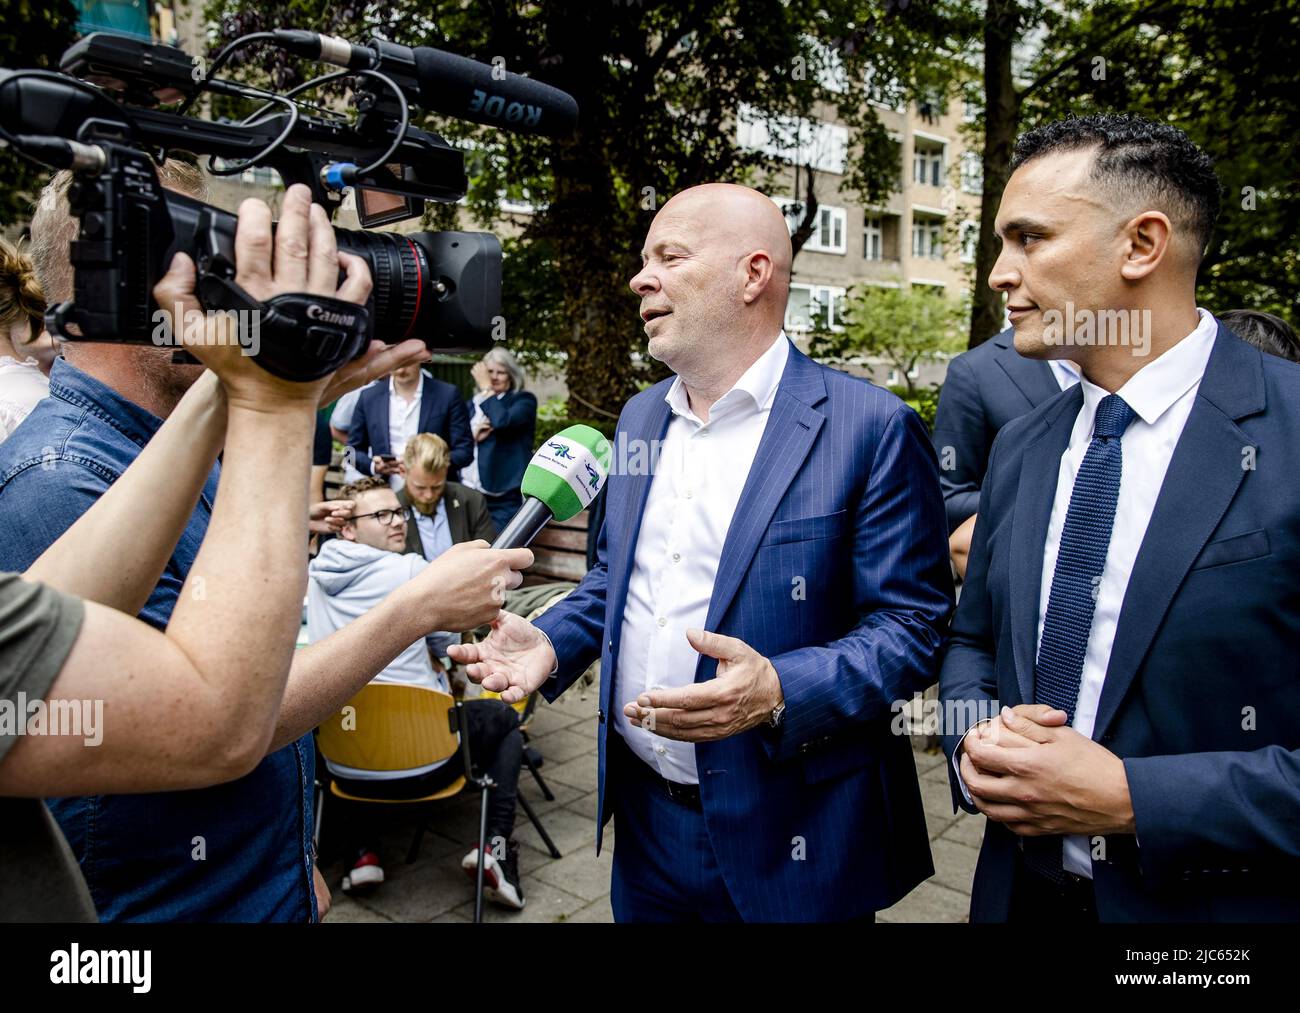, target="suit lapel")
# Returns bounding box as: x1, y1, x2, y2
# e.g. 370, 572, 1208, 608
1008, 385, 1082, 706
417, 375, 437, 435
444, 493, 468, 544
701, 349, 827, 642
1091, 328, 1264, 739
995, 335, 1062, 409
